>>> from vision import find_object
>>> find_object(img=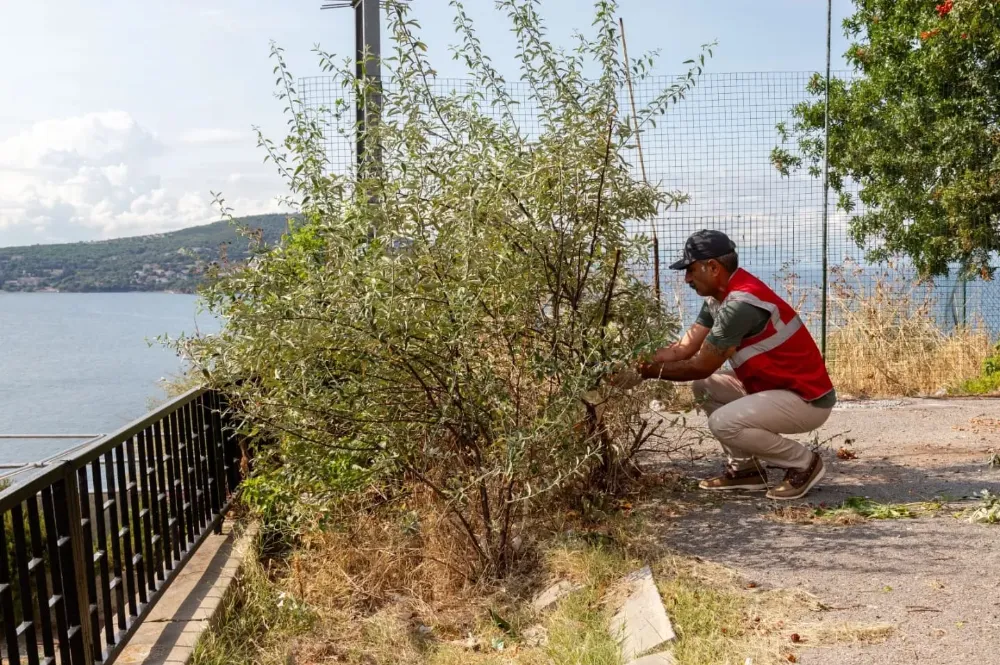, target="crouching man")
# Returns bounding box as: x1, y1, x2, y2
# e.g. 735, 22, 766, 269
630, 230, 836, 500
